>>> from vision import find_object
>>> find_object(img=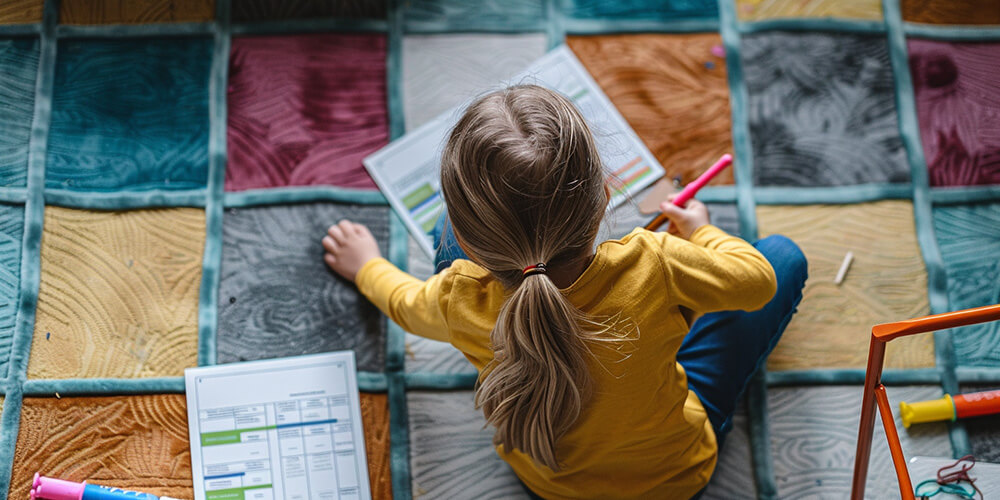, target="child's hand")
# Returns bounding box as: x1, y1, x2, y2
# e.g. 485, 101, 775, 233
322, 220, 382, 282
659, 196, 710, 240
